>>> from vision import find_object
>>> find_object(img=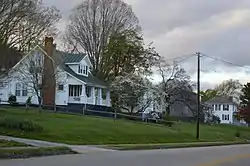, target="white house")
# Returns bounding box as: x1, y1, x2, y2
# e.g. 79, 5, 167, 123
205, 96, 240, 124
0, 37, 111, 109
